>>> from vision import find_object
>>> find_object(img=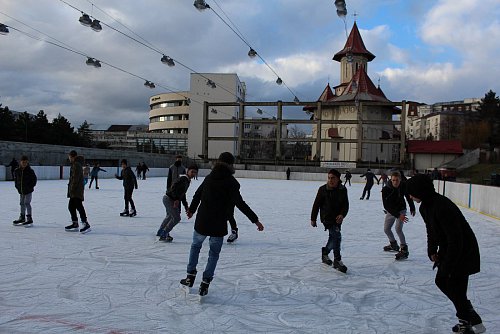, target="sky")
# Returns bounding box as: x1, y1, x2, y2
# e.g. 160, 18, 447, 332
0, 0, 499, 129
1, 176, 498, 333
